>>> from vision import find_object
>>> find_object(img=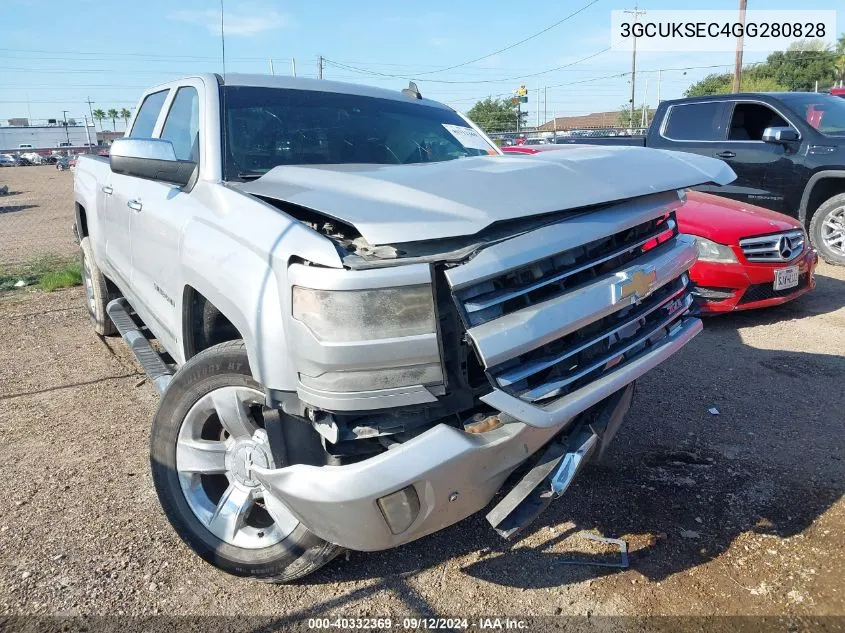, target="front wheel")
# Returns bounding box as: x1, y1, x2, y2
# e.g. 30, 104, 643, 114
150, 340, 340, 582
809, 193, 845, 266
